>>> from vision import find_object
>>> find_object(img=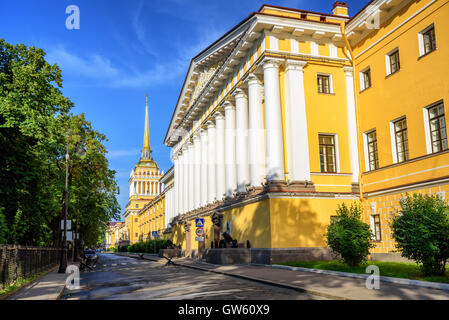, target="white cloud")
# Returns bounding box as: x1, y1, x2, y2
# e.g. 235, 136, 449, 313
46, 45, 185, 88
